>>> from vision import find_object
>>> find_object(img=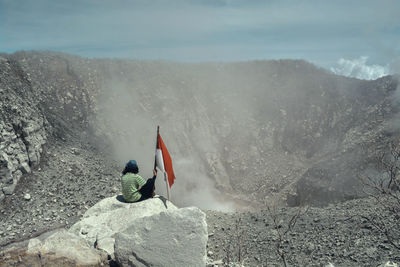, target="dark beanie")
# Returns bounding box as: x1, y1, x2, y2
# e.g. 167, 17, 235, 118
124, 160, 139, 174
126, 160, 138, 169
